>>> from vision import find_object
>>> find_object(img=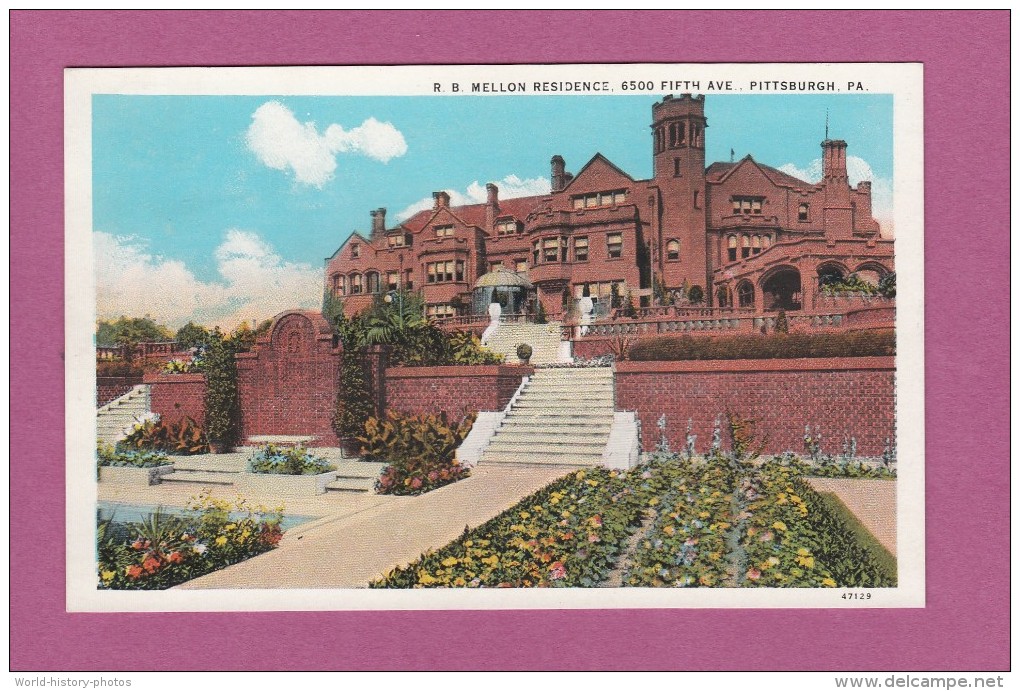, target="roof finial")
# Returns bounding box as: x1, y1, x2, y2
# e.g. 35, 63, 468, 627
825, 109, 829, 140
730, 147, 735, 162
